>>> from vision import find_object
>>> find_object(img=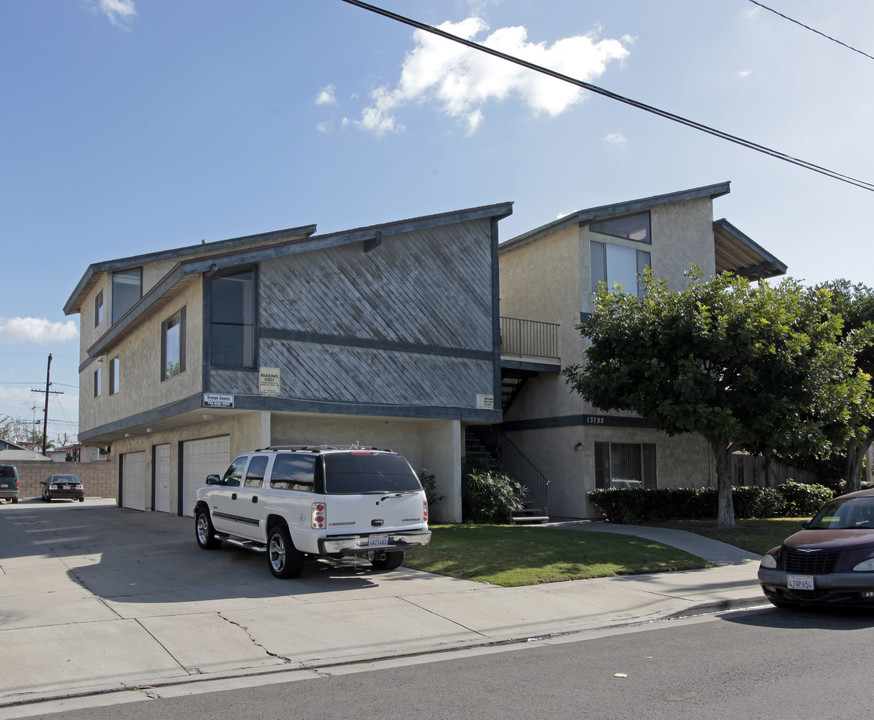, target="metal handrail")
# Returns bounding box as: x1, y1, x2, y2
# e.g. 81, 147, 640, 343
473, 426, 549, 514
500, 316, 559, 361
